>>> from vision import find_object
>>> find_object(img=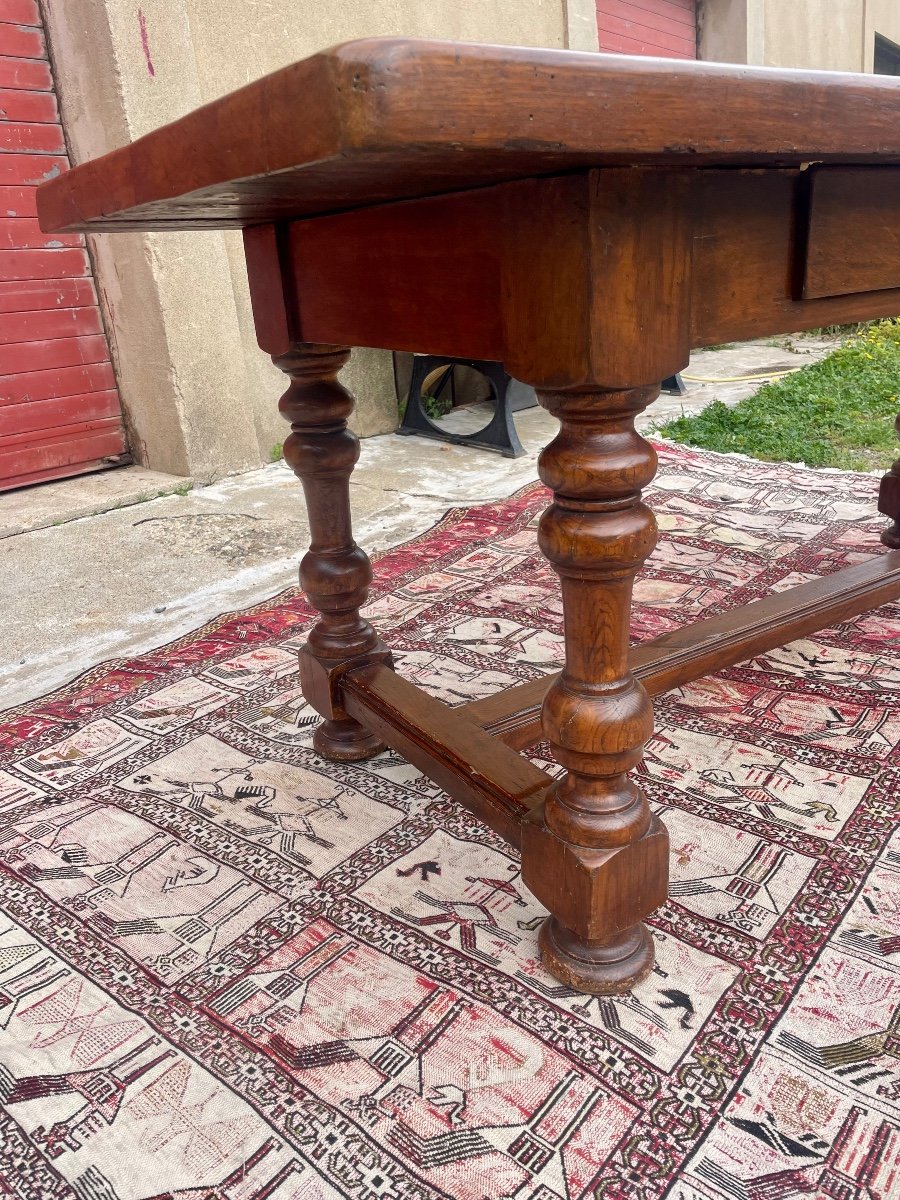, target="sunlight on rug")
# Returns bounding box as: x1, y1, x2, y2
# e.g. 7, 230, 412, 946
0, 443, 898, 1200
